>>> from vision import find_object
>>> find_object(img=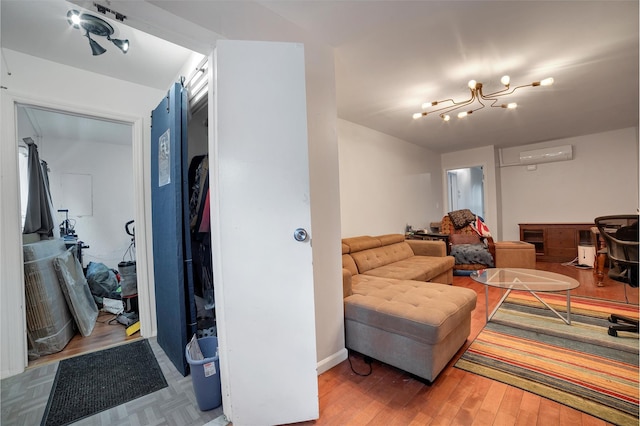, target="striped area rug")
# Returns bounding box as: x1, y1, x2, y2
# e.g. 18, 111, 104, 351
455, 293, 639, 425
